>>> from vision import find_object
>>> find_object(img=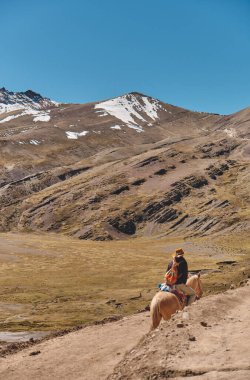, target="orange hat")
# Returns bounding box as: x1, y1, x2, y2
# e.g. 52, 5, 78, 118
175, 248, 184, 255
